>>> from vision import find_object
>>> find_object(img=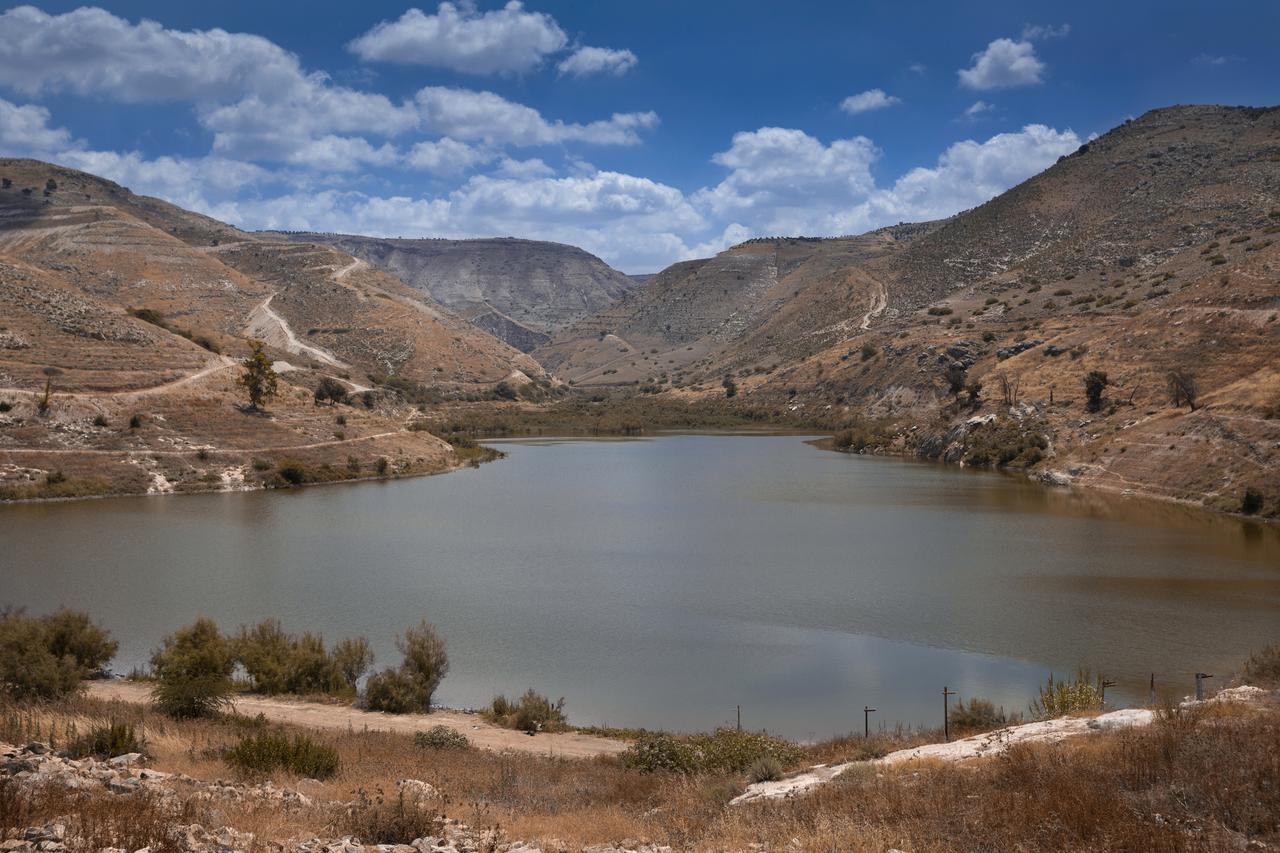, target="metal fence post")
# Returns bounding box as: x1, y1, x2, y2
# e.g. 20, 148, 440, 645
1195, 672, 1213, 701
